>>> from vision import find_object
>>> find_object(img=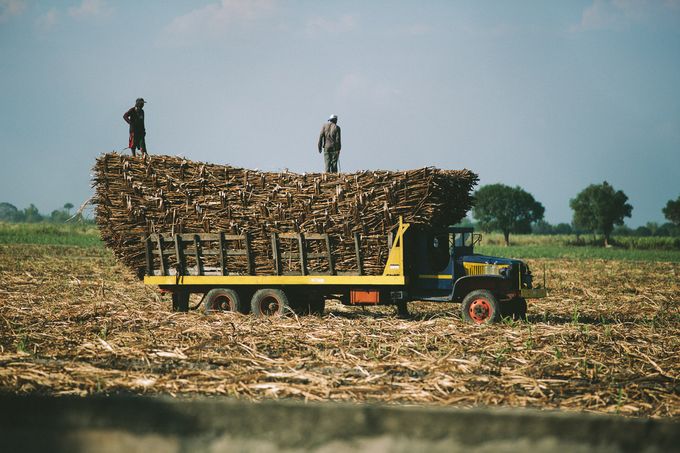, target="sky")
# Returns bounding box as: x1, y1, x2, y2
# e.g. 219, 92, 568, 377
0, 0, 679, 227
